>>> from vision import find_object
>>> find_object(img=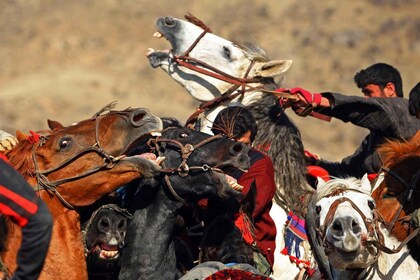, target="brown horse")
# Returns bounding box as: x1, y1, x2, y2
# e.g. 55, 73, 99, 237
371, 130, 420, 261
2, 106, 163, 280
